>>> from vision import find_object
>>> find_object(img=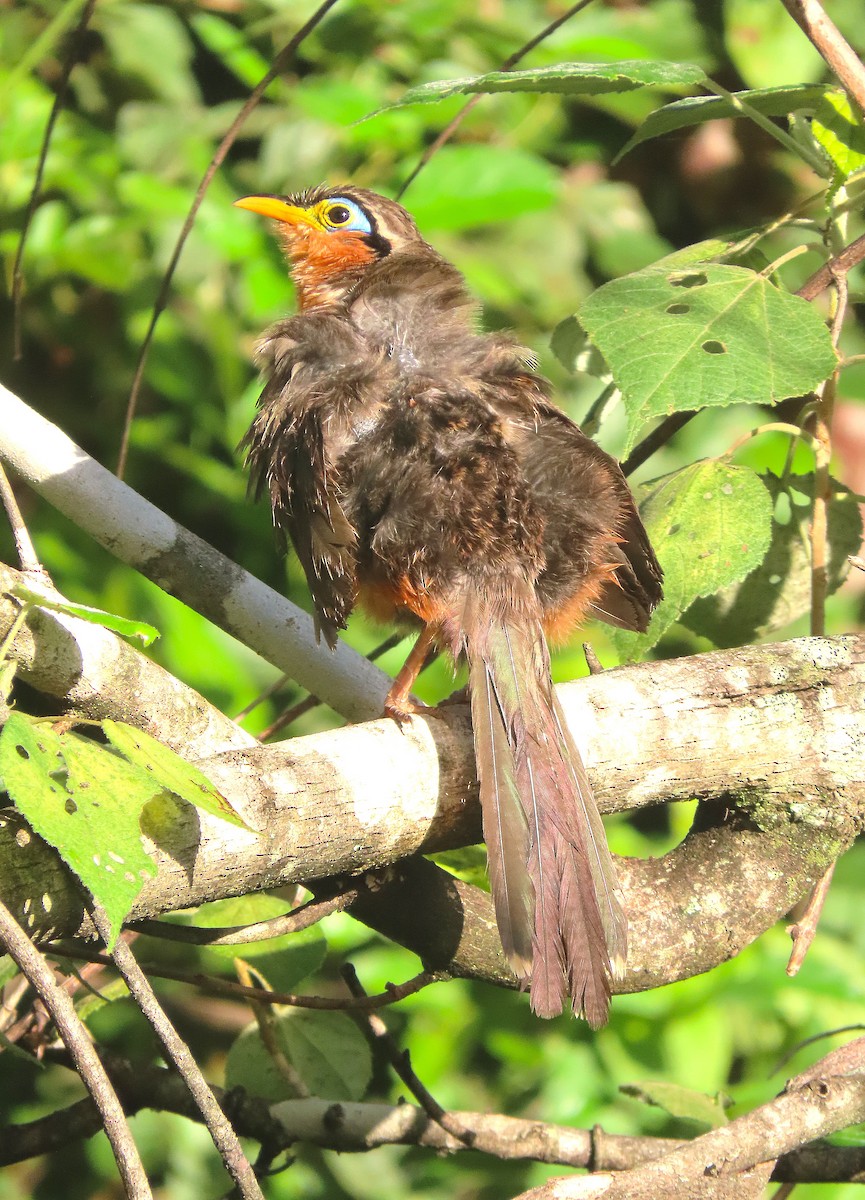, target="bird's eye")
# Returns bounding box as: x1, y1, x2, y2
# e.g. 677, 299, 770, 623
319, 197, 372, 235
327, 204, 352, 226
